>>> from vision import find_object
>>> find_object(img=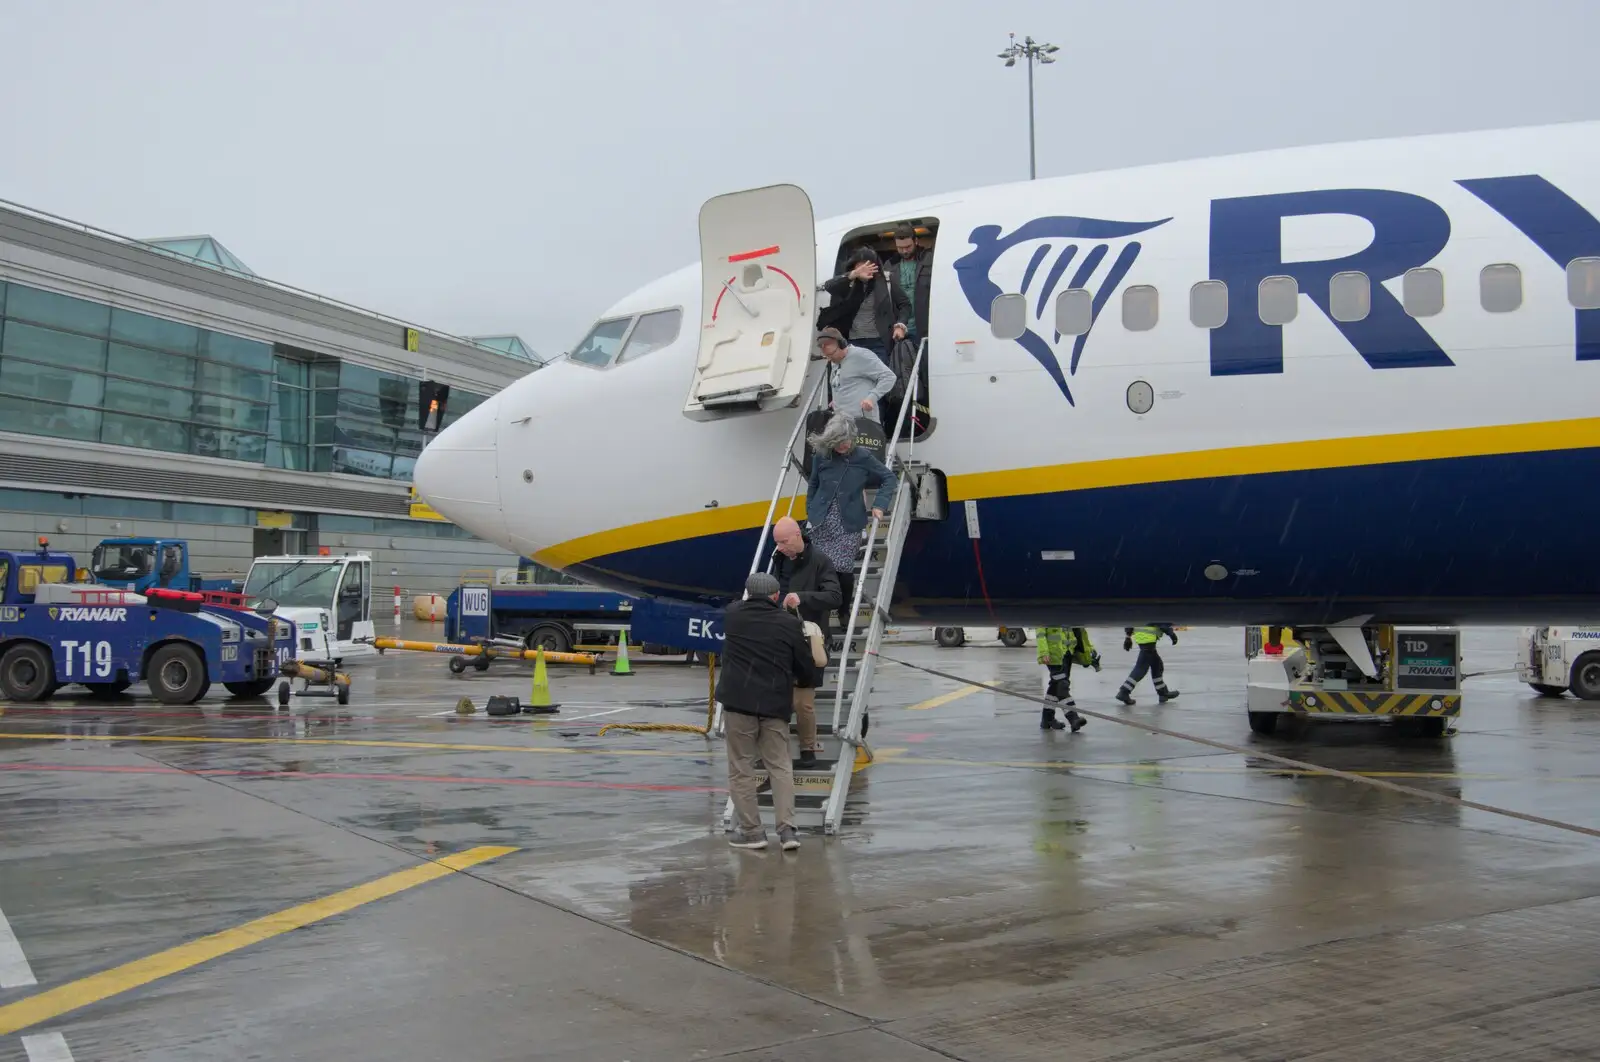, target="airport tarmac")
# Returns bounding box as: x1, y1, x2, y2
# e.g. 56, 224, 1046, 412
1, 622, 1598, 1060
